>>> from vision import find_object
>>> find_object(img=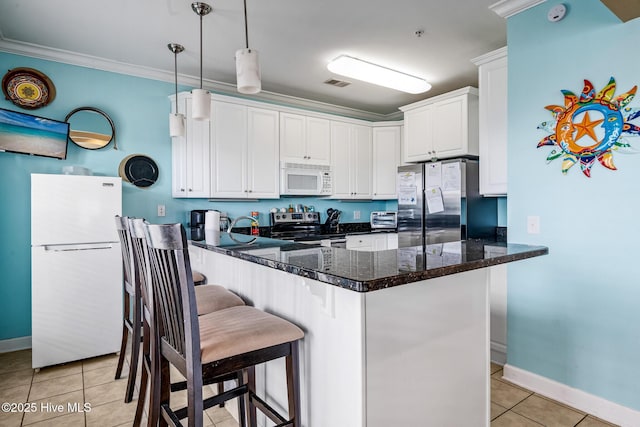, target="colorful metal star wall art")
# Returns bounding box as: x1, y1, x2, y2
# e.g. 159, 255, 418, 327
537, 77, 640, 177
